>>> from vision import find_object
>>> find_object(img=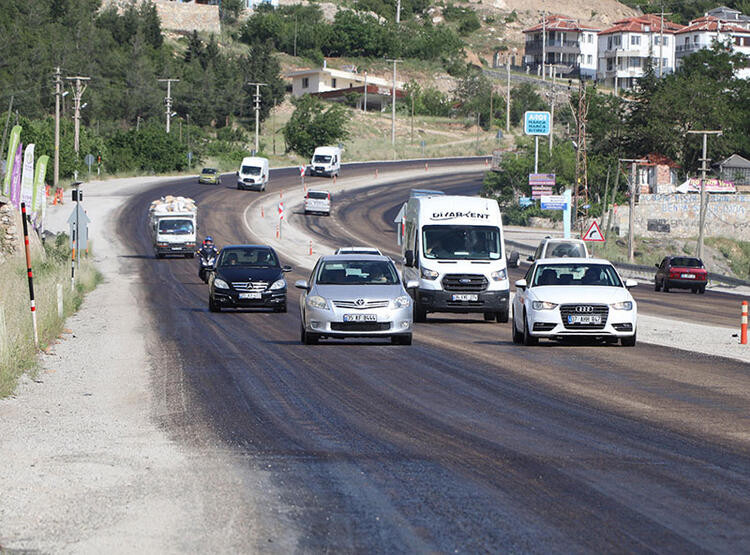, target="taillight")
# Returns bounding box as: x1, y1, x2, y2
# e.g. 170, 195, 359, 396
327, 193, 331, 200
